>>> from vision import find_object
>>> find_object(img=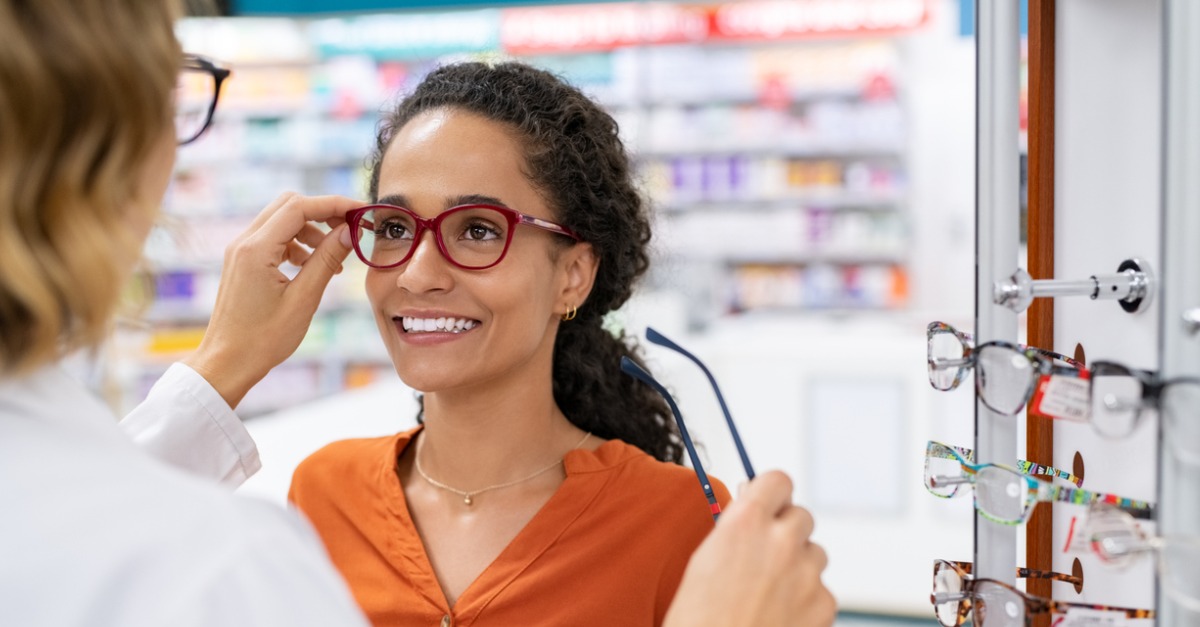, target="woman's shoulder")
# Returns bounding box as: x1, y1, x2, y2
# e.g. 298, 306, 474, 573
290, 427, 419, 491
